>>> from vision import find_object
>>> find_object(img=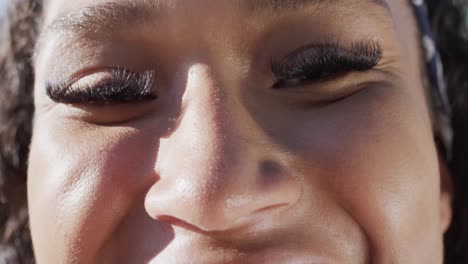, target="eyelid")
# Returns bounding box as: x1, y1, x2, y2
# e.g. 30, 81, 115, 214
45, 67, 156, 104
69, 71, 116, 90
271, 40, 383, 83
